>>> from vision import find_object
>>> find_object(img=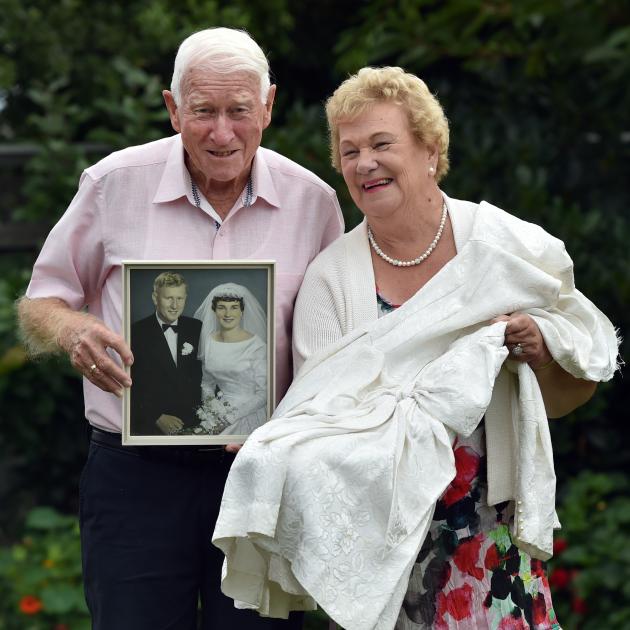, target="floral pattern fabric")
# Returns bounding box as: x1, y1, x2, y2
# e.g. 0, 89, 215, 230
377, 291, 561, 630
395, 425, 561, 630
